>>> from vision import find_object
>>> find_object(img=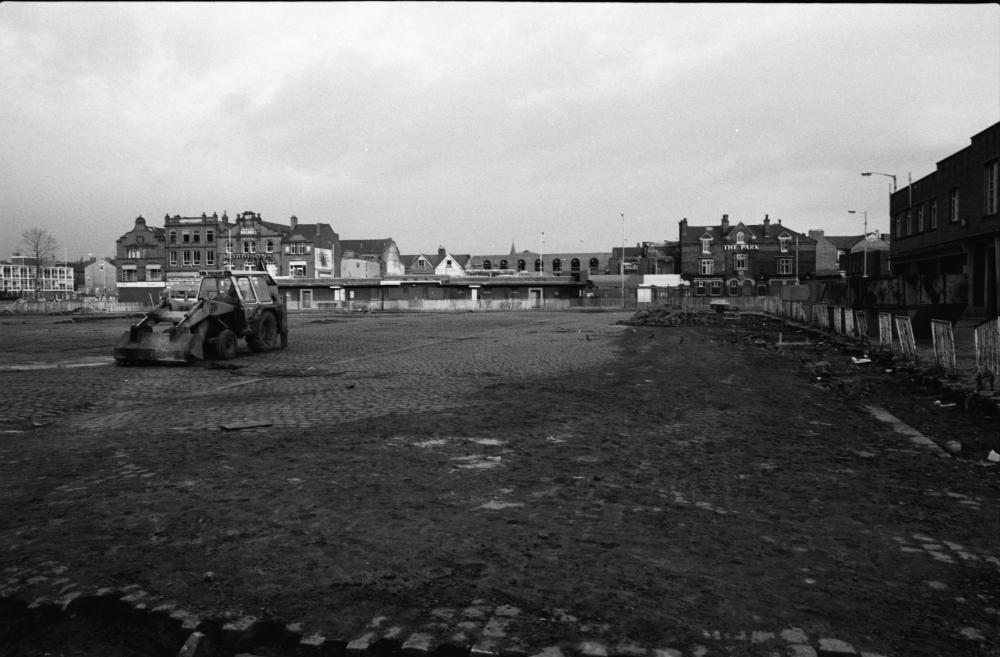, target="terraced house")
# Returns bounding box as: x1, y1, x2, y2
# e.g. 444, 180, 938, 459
678, 214, 817, 296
